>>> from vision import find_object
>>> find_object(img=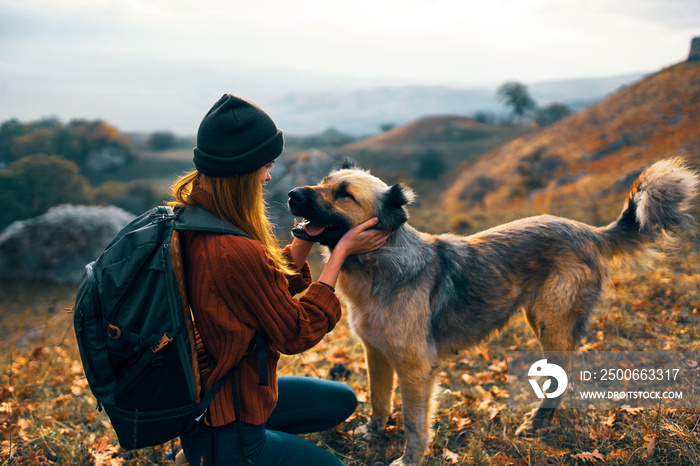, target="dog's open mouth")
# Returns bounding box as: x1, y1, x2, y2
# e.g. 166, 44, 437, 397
298, 219, 326, 236
293, 218, 334, 241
